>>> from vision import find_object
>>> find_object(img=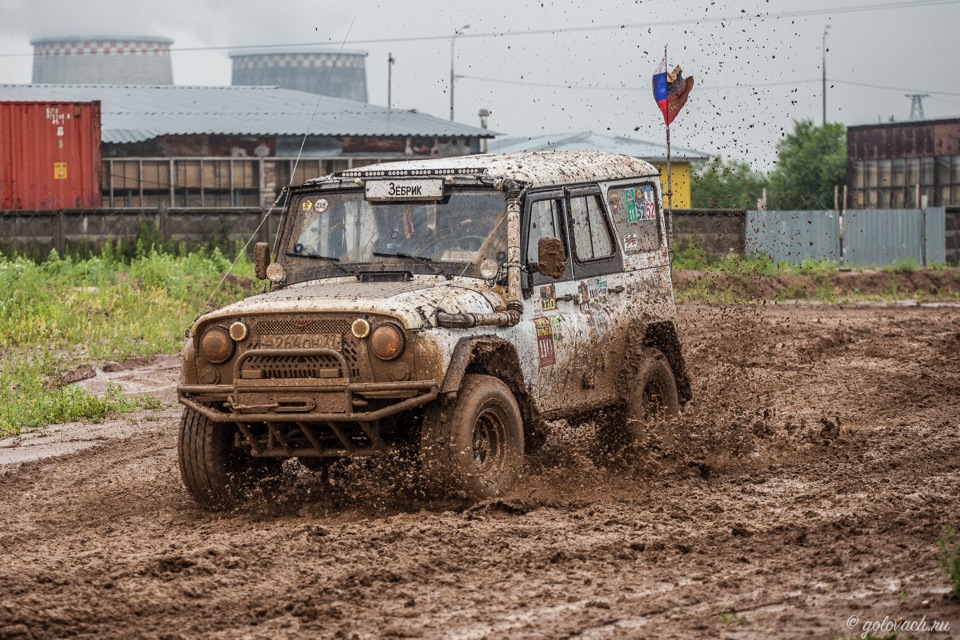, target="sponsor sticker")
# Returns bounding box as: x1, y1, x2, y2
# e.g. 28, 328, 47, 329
534, 317, 557, 367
